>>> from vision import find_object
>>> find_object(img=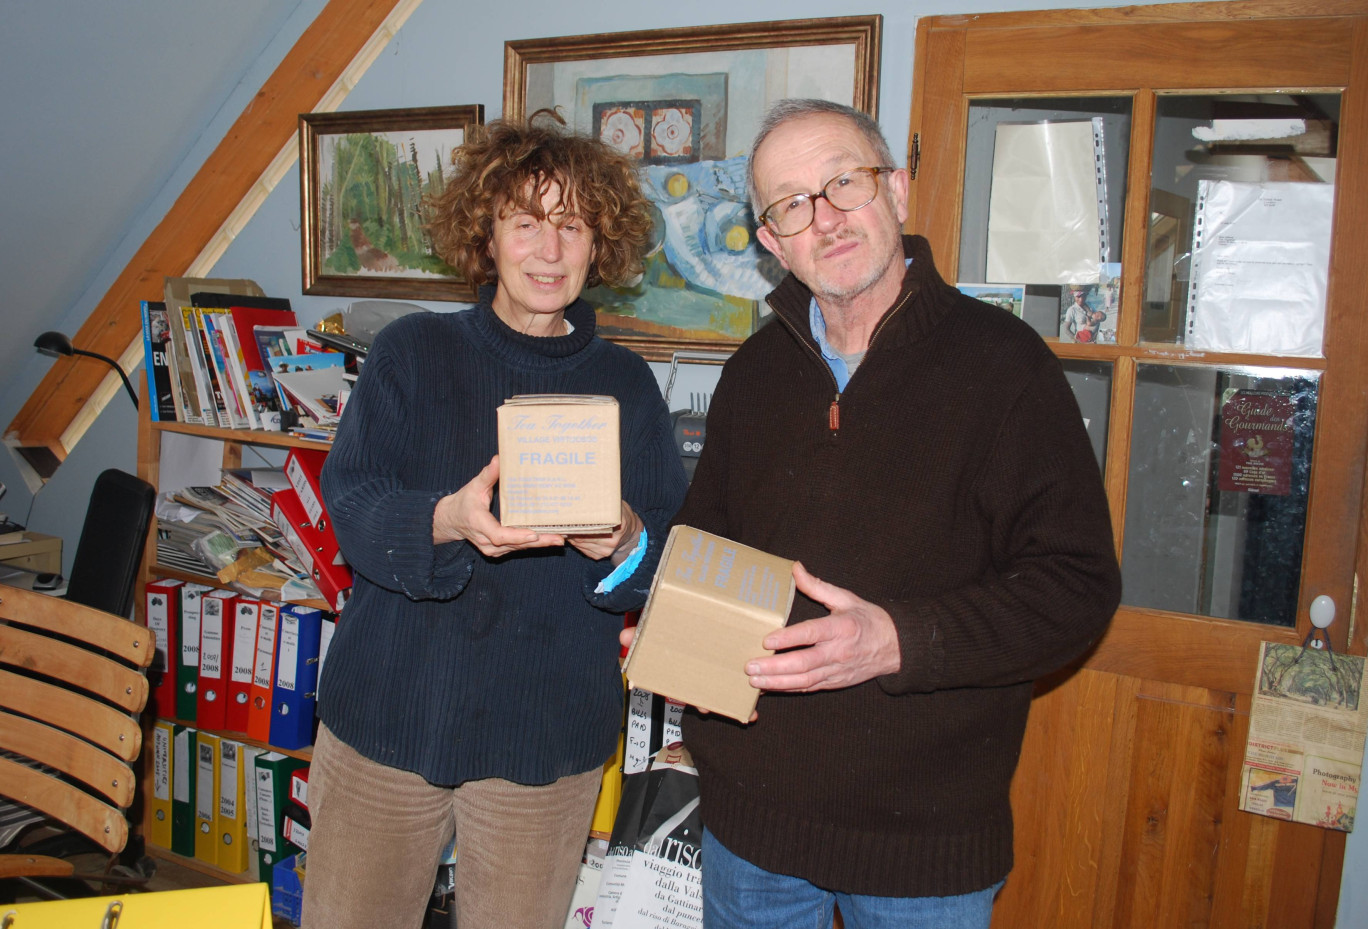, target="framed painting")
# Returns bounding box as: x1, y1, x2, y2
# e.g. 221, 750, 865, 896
300, 105, 484, 301
504, 16, 882, 360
